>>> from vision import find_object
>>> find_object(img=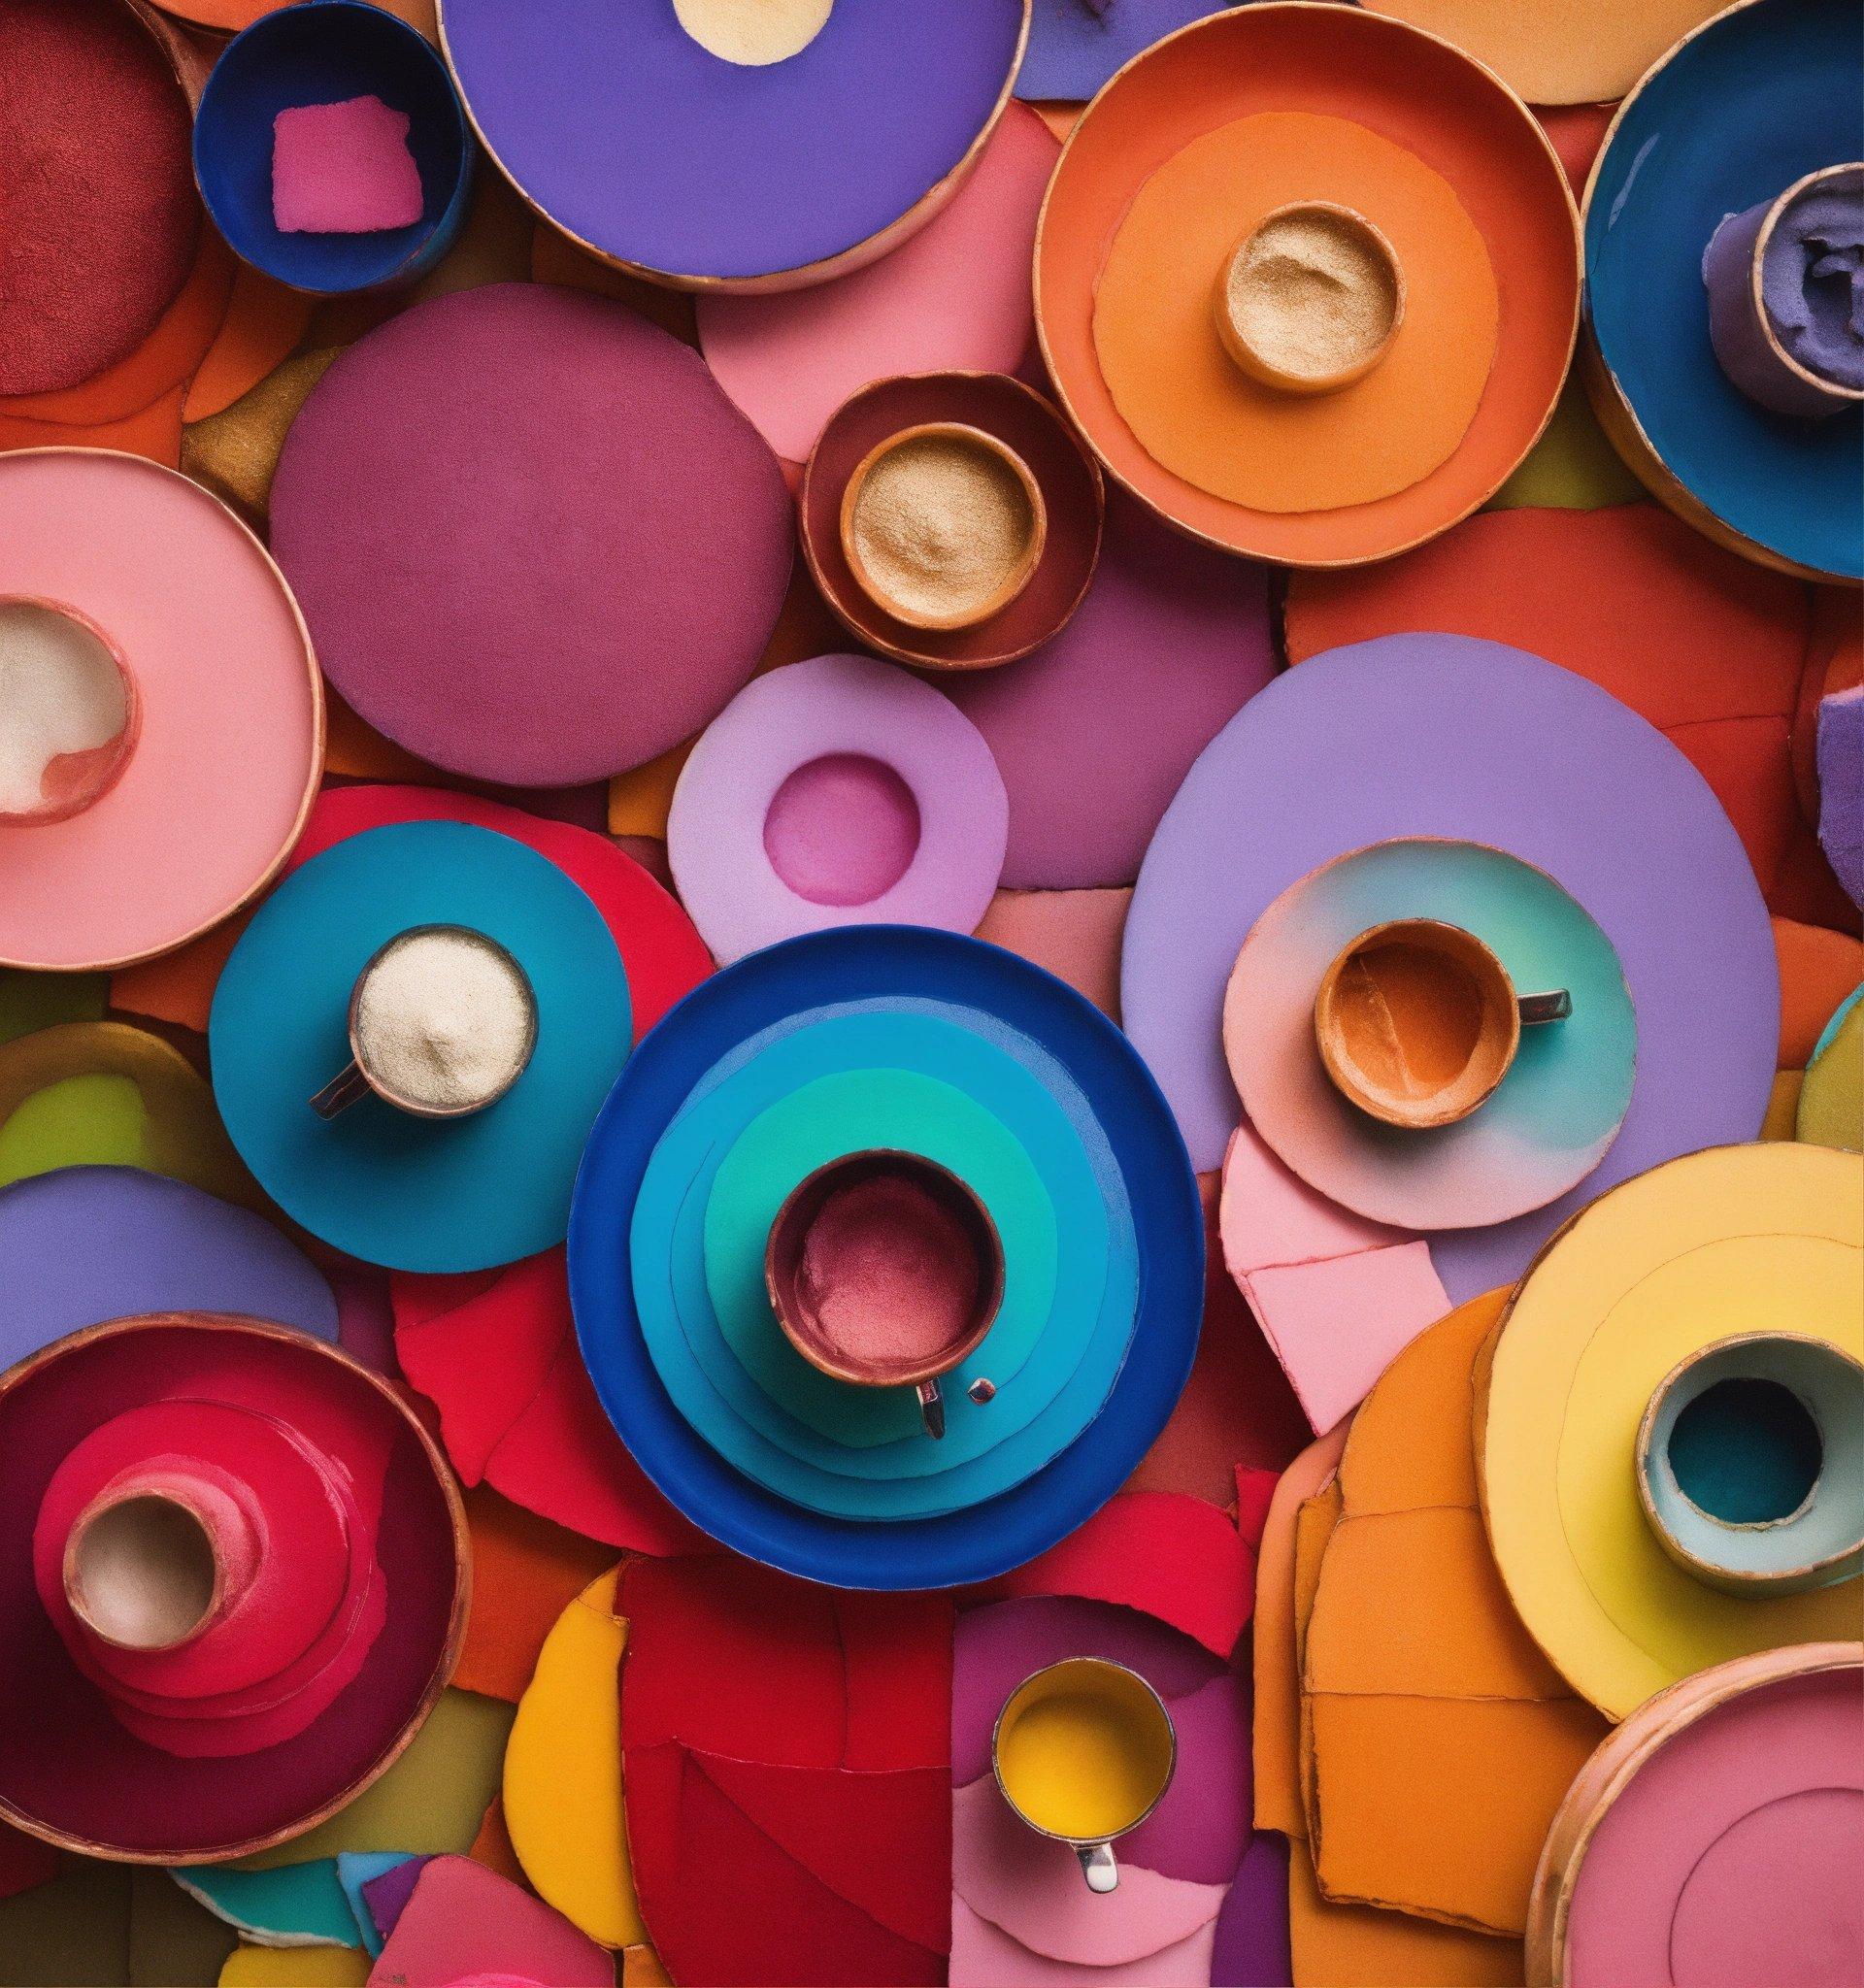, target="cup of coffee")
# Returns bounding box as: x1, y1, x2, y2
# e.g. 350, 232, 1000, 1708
992, 1657, 1177, 1893
1313, 917, 1570, 1130
0, 595, 141, 826
310, 922, 538, 1121
764, 1148, 1004, 1439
